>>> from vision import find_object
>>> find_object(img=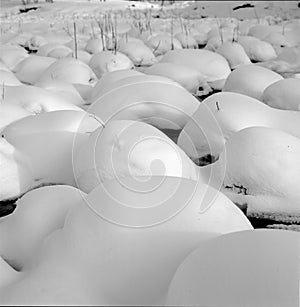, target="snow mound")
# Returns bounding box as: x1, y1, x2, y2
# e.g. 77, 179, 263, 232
262, 78, 300, 111
73, 120, 198, 193
223, 64, 283, 100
